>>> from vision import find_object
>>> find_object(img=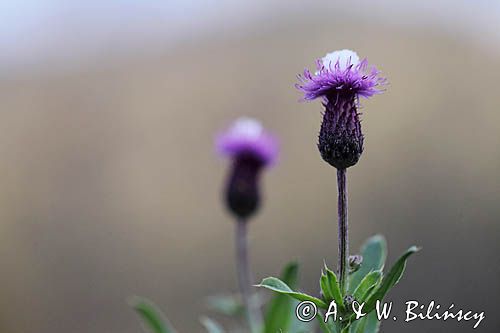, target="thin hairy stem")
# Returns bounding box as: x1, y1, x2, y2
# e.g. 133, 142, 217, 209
236, 220, 262, 333
337, 168, 349, 296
